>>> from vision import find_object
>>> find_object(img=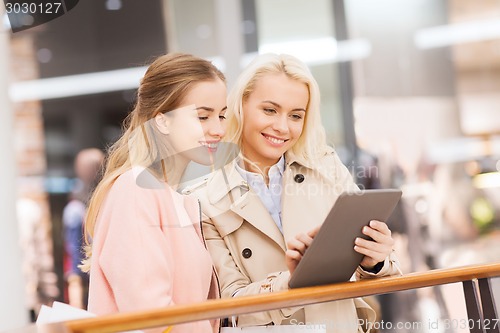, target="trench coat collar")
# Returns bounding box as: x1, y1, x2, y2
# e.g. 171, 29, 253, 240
206, 158, 286, 251
285, 147, 335, 170
283, 150, 313, 170
206, 150, 321, 203
207, 160, 246, 205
